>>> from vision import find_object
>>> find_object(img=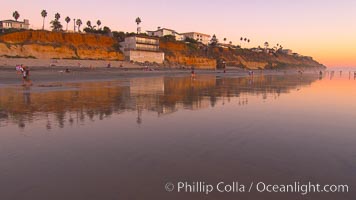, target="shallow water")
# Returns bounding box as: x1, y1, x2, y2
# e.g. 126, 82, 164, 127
0, 73, 355, 200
